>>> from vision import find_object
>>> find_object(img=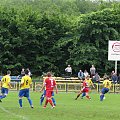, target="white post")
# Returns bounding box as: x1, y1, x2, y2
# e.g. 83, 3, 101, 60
115, 60, 117, 74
